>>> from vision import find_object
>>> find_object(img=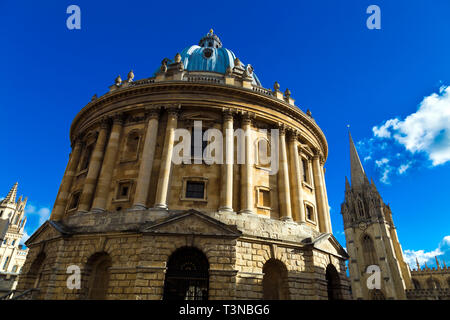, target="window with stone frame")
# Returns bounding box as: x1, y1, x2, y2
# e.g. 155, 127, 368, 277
68, 191, 81, 211
190, 127, 208, 160
185, 181, 206, 199
301, 158, 311, 184
305, 204, 315, 222
257, 187, 271, 209
361, 234, 377, 267
116, 181, 132, 200
256, 137, 271, 168
80, 144, 94, 171
122, 131, 141, 161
